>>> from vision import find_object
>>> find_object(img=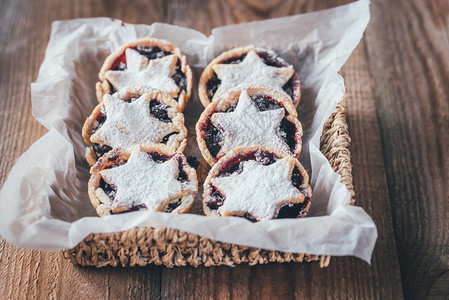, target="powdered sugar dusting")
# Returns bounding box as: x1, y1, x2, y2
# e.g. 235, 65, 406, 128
212, 50, 294, 97
99, 147, 195, 211
211, 158, 302, 220
105, 48, 180, 97
211, 90, 290, 156
90, 93, 176, 148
